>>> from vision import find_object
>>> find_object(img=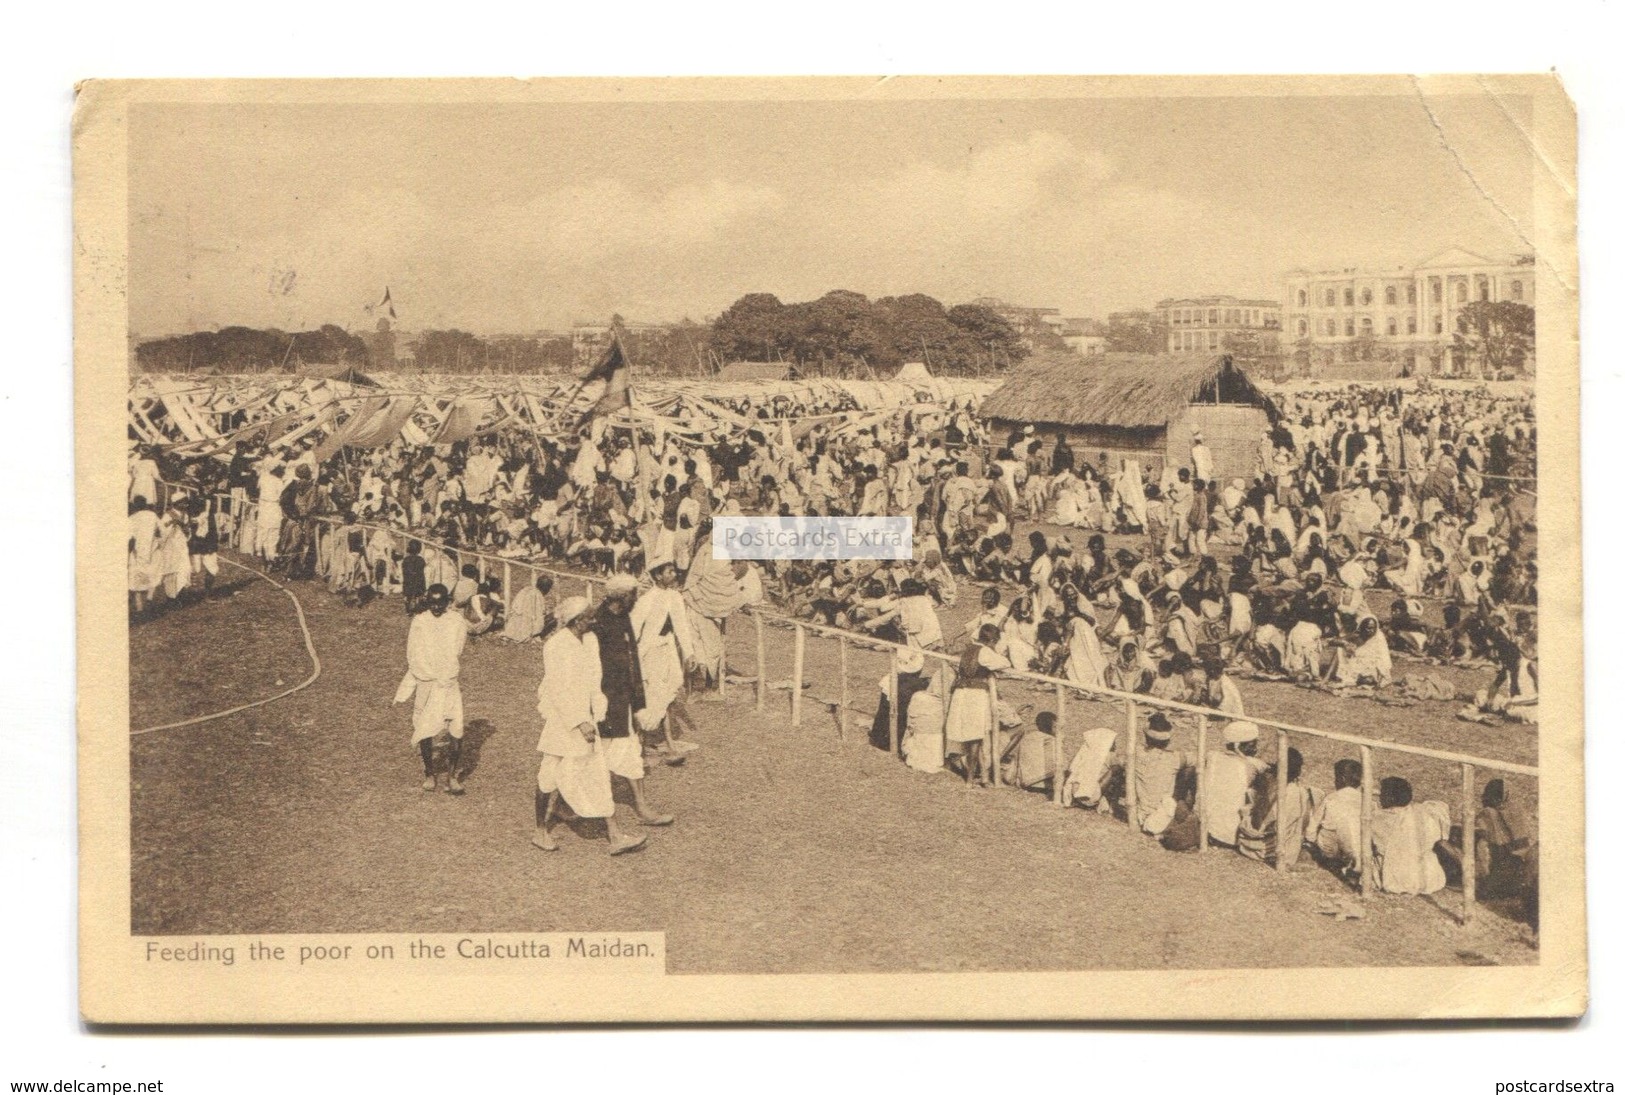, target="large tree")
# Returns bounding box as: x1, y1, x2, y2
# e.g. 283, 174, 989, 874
709, 292, 790, 364
1453, 300, 1535, 376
